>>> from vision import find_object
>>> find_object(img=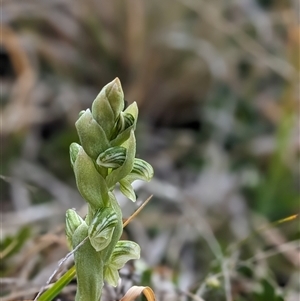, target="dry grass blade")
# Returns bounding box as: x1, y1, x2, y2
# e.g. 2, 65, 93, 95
1, 25, 37, 134
123, 195, 153, 228
120, 286, 156, 301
